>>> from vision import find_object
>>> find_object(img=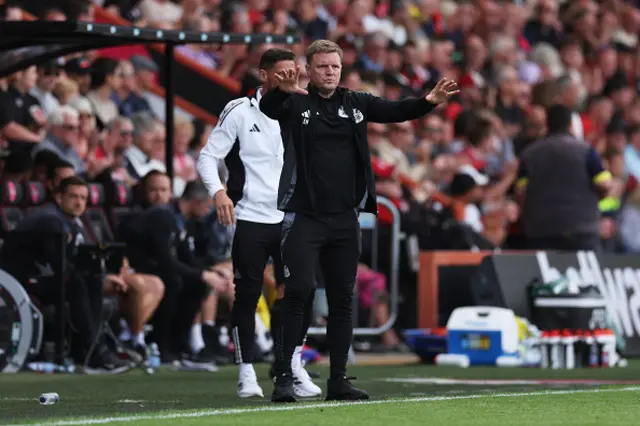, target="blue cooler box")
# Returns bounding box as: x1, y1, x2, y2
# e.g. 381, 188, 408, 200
446, 307, 519, 366
404, 329, 447, 363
